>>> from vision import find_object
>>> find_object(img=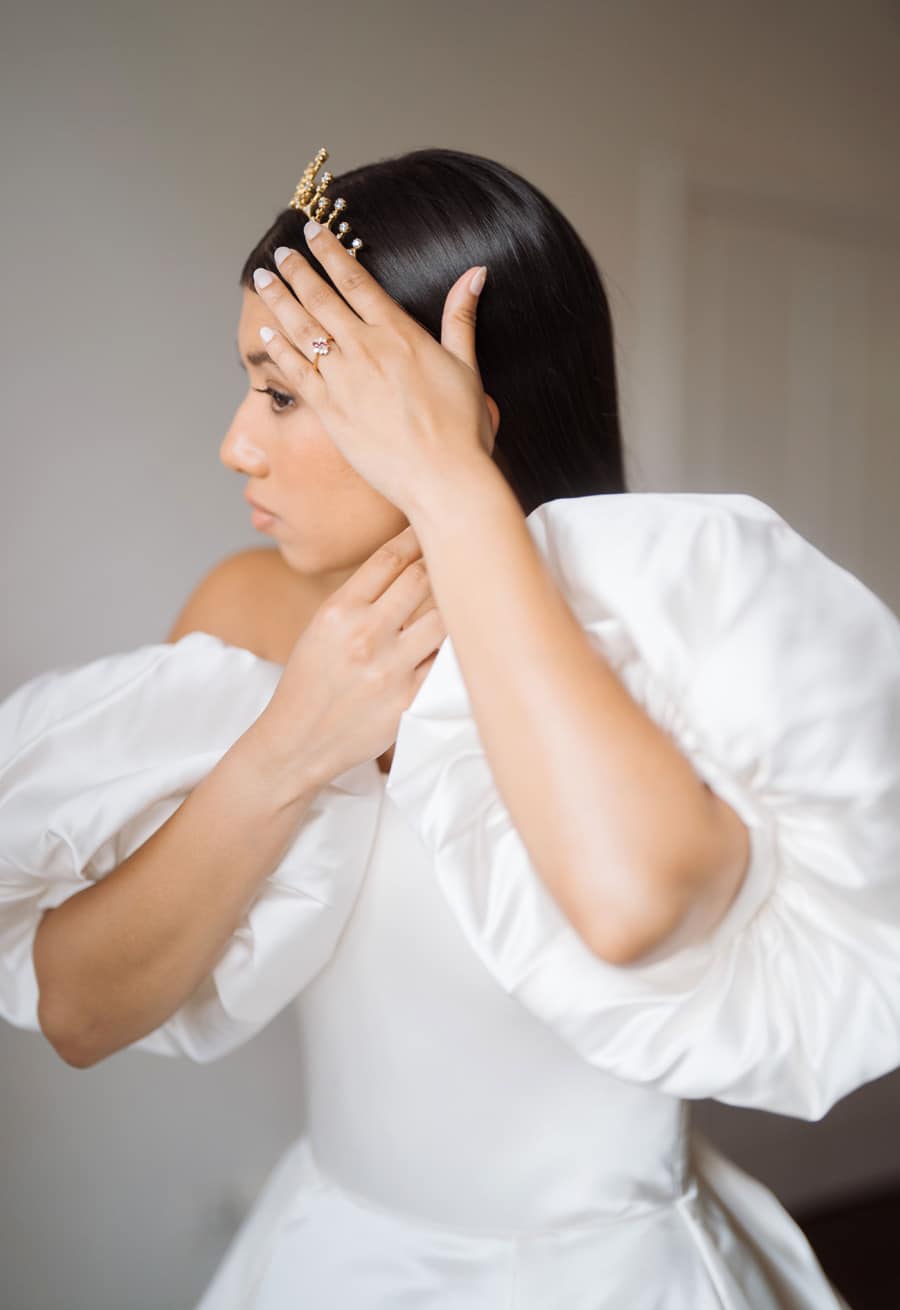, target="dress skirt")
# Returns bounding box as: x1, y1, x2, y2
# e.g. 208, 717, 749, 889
193, 1131, 851, 1310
